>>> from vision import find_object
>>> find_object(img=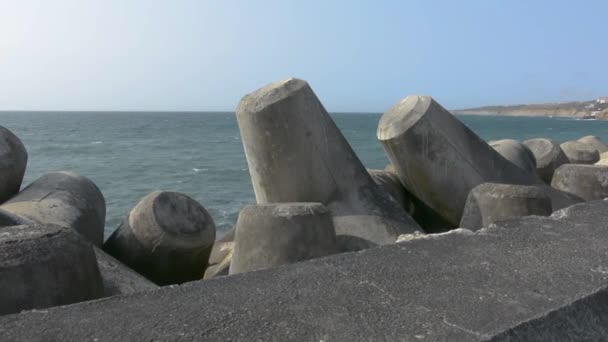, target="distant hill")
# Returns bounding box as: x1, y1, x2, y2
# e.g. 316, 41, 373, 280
454, 97, 608, 119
